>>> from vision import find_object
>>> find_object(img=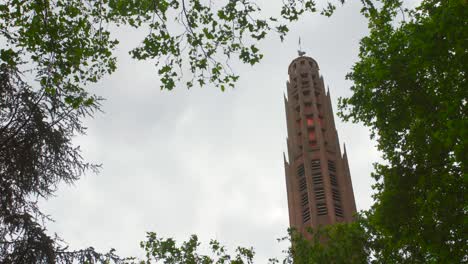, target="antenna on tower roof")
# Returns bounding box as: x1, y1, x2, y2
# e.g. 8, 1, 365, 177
298, 37, 306, 56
